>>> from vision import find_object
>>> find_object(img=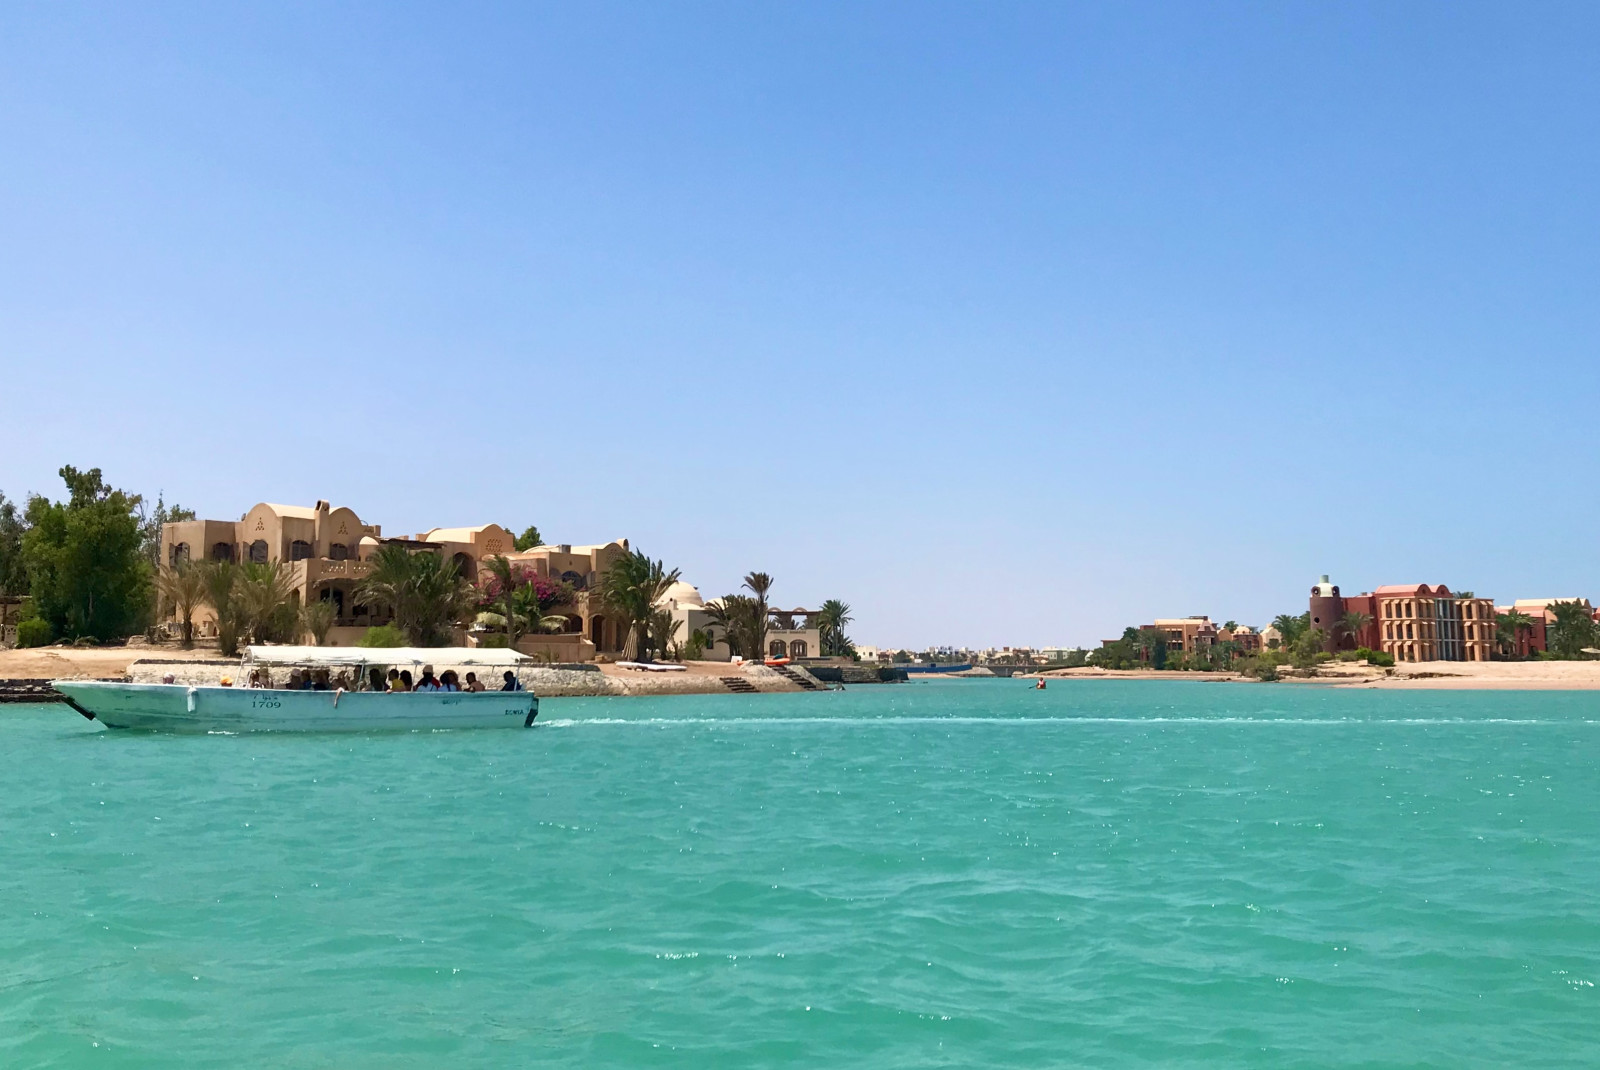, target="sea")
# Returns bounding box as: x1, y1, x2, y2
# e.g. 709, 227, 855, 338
2, 679, 1597, 1067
